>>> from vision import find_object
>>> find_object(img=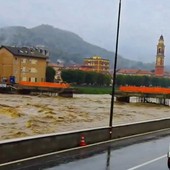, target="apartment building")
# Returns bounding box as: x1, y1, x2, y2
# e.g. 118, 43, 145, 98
84, 55, 110, 73
0, 45, 48, 83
